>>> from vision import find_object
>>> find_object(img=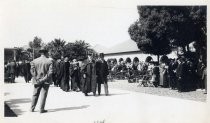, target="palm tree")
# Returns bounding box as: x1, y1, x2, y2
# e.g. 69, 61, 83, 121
45, 38, 66, 59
